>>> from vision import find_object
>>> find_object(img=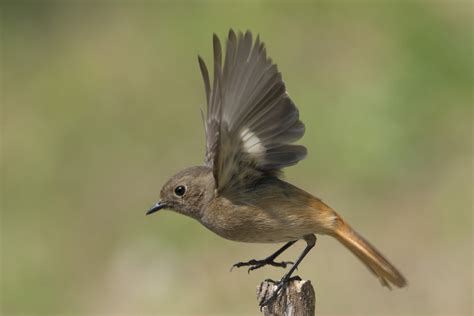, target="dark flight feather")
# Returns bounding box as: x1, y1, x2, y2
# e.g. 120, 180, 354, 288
199, 29, 307, 194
